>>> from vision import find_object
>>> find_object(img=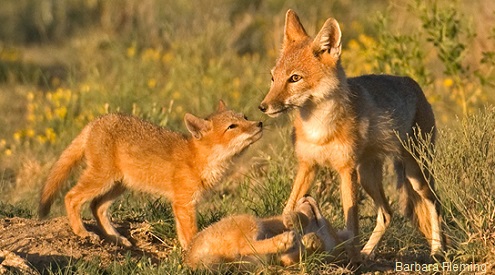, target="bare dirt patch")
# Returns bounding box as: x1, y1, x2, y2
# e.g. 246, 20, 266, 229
0, 217, 171, 273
